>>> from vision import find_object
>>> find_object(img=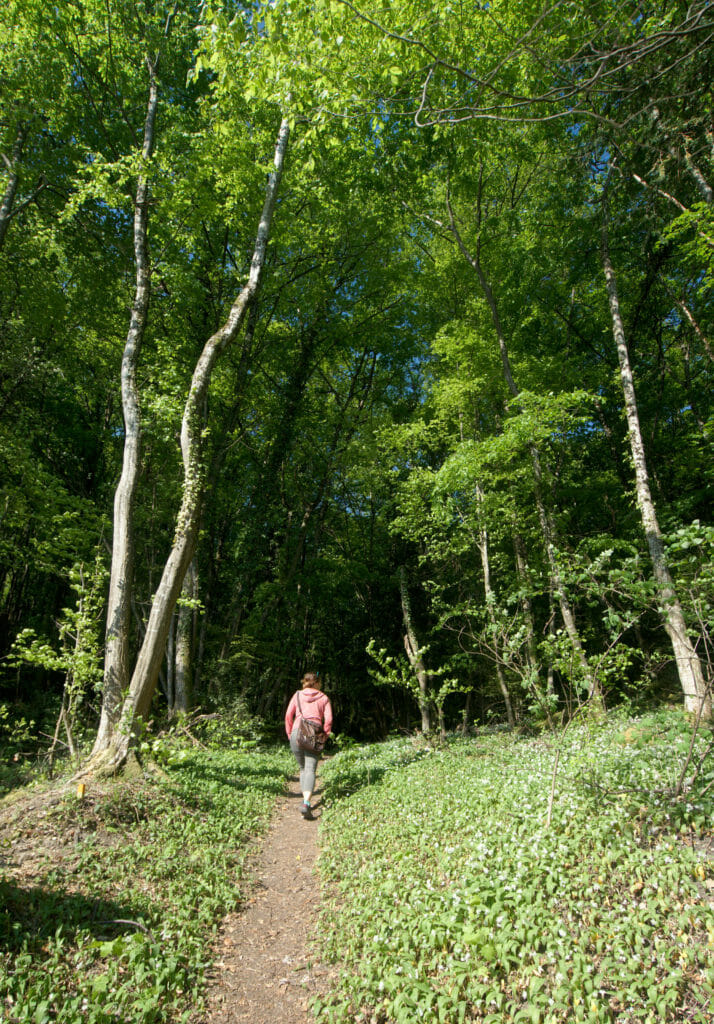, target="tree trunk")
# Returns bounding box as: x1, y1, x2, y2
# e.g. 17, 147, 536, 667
651, 106, 713, 205
602, 194, 710, 719
437, 704, 447, 743
512, 531, 538, 679
399, 566, 431, 733
92, 58, 159, 756
529, 443, 595, 697
86, 117, 290, 771
213, 323, 324, 657
174, 559, 197, 715
166, 610, 176, 709
674, 295, 714, 365
476, 482, 516, 729
193, 603, 208, 698
460, 689, 473, 733
0, 124, 26, 251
